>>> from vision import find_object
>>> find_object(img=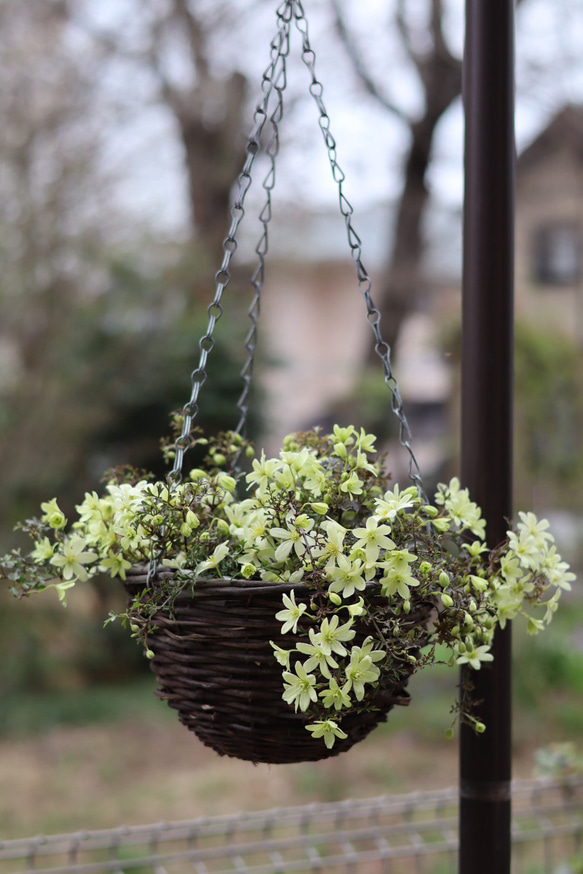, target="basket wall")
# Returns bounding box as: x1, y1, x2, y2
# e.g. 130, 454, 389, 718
124, 569, 427, 765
